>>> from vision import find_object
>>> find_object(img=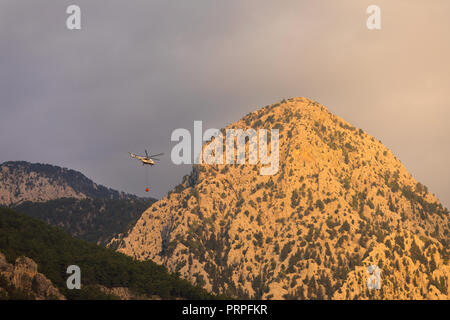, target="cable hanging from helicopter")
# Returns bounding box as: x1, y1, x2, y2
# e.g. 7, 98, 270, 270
129, 149, 163, 192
